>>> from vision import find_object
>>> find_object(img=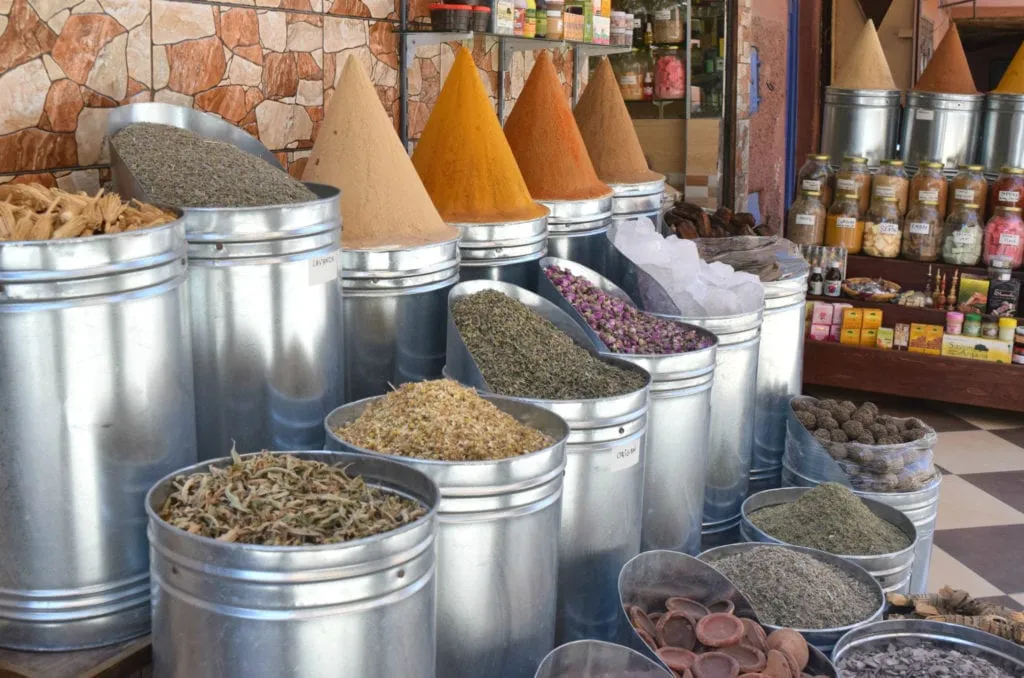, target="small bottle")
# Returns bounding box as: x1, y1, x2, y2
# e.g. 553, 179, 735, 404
824, 264, 842, 297
808, 266, 824, 296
